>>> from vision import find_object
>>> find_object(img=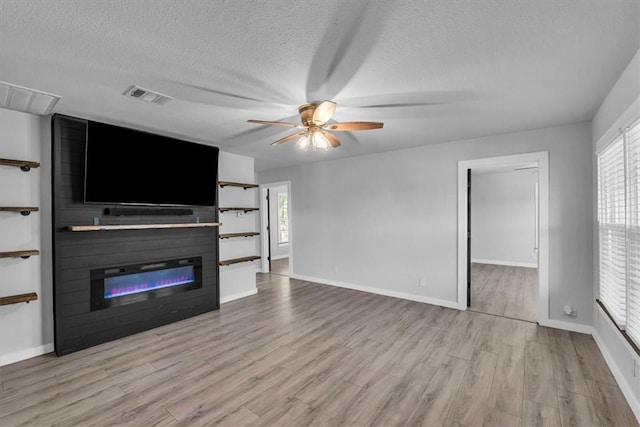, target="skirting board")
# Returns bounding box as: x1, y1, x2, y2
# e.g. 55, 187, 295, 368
537, 318, 592, 334
220, 288, 258, 304
0, 343, 54, 367
593, 329, 640, 422
471, 258, 538, 268
290, 274, 459, 310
